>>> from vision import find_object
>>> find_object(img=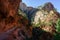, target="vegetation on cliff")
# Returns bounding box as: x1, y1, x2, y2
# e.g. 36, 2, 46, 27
0, 0, 60, 40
